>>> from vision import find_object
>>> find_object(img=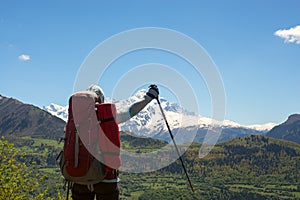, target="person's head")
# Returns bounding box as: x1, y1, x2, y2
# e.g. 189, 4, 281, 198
86, 84, 105, 103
